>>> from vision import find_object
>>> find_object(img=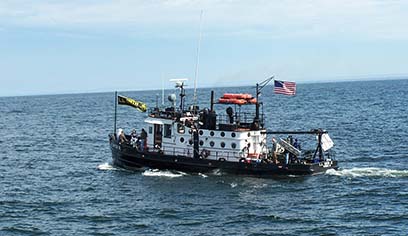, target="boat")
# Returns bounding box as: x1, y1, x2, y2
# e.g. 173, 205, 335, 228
108, 78, 338, 176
